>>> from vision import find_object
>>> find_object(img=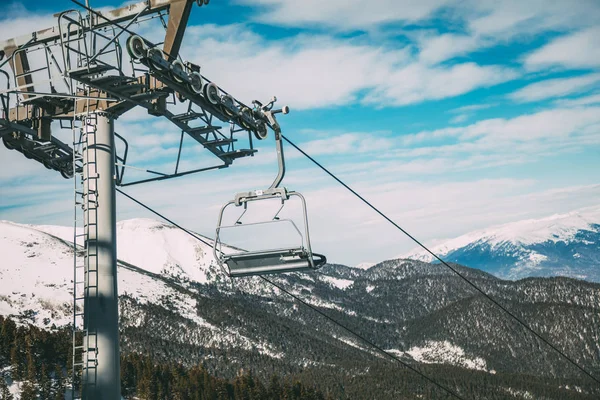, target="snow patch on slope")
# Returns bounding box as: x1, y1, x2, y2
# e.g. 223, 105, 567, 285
321, 276, 354, 290
407, 341, 488, 371
389, 341, 488, 371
